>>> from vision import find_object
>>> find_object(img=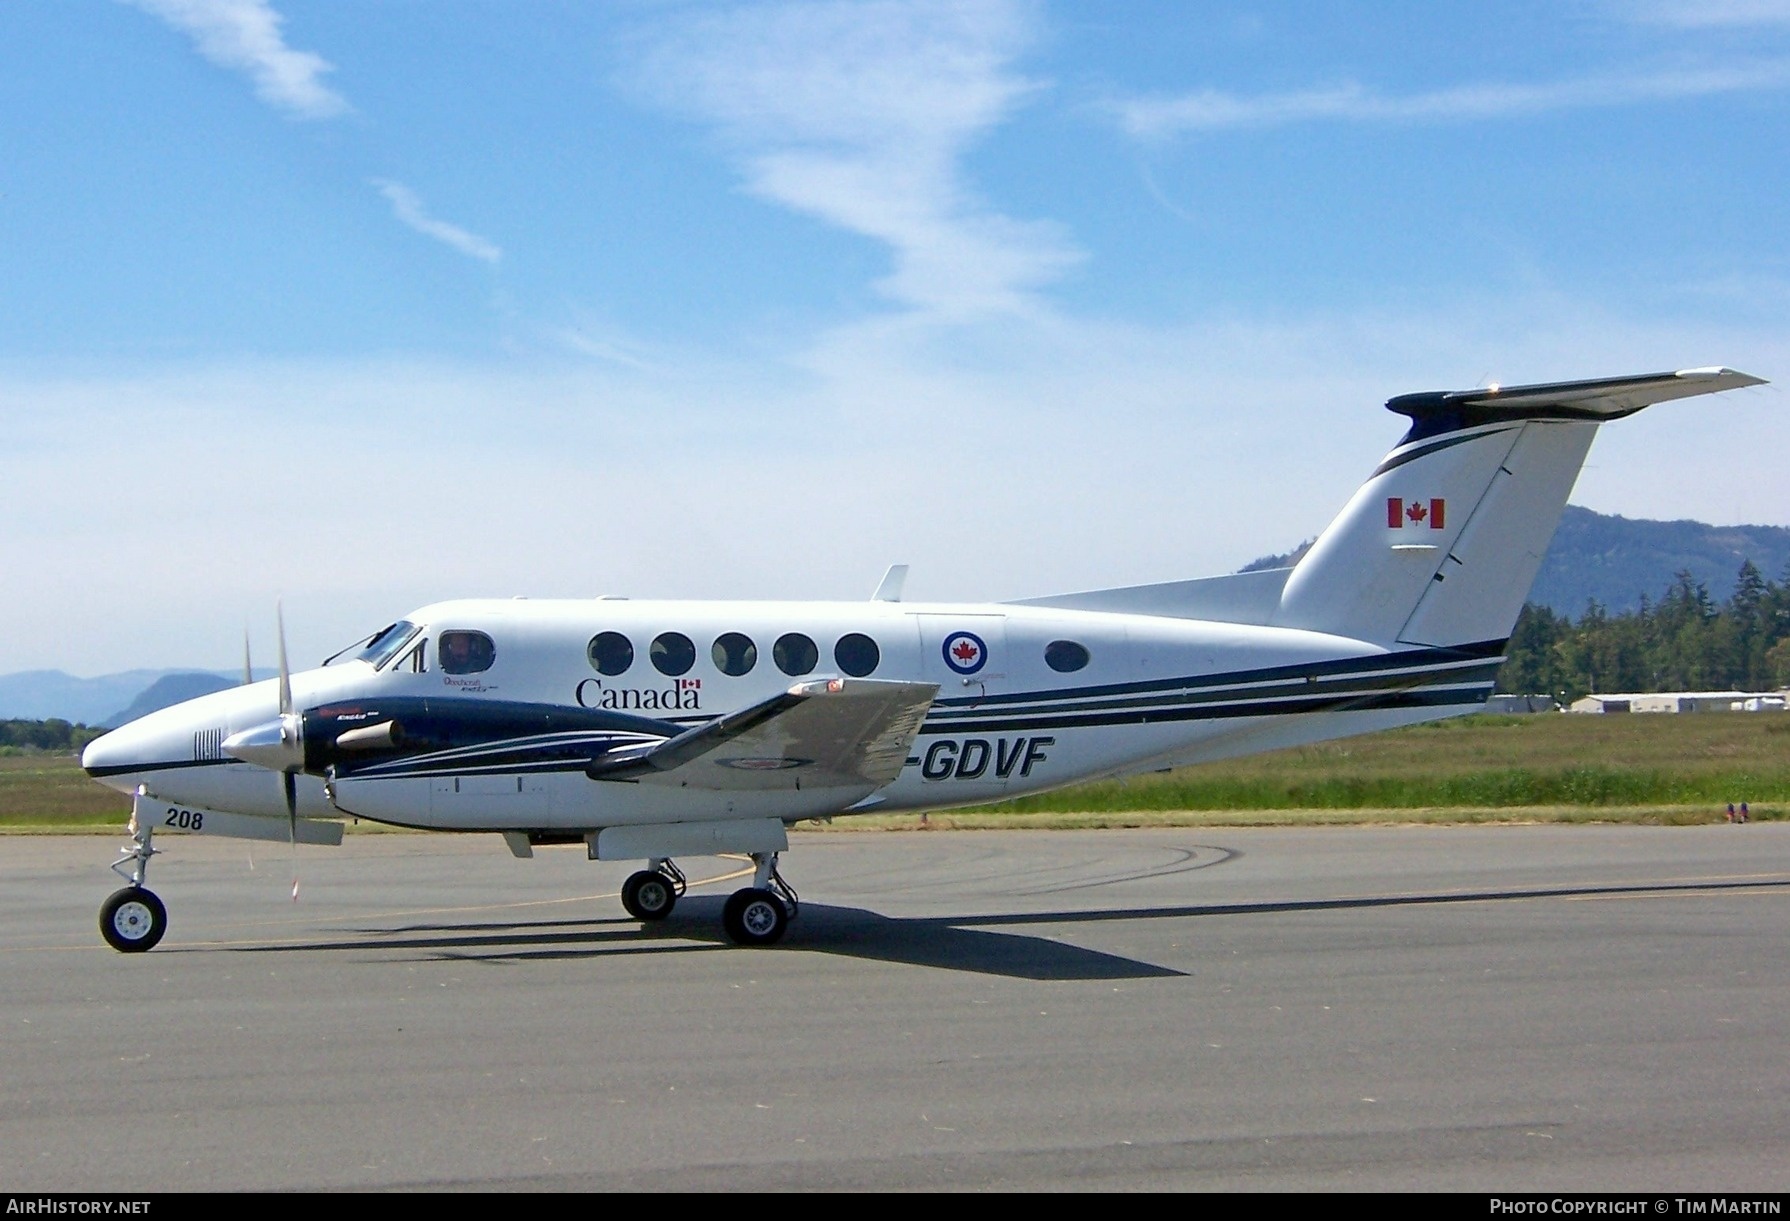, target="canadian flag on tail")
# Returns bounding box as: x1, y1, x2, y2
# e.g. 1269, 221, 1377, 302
1387, 497, 1446, 529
